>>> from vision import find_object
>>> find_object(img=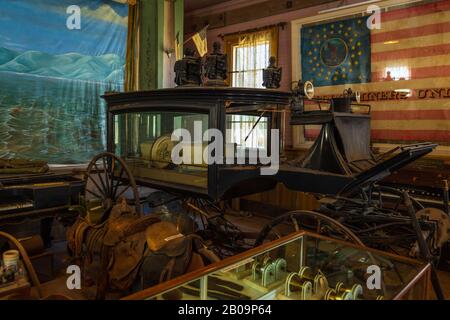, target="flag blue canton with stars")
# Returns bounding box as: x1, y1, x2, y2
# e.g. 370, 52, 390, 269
301, 17, 371, 87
